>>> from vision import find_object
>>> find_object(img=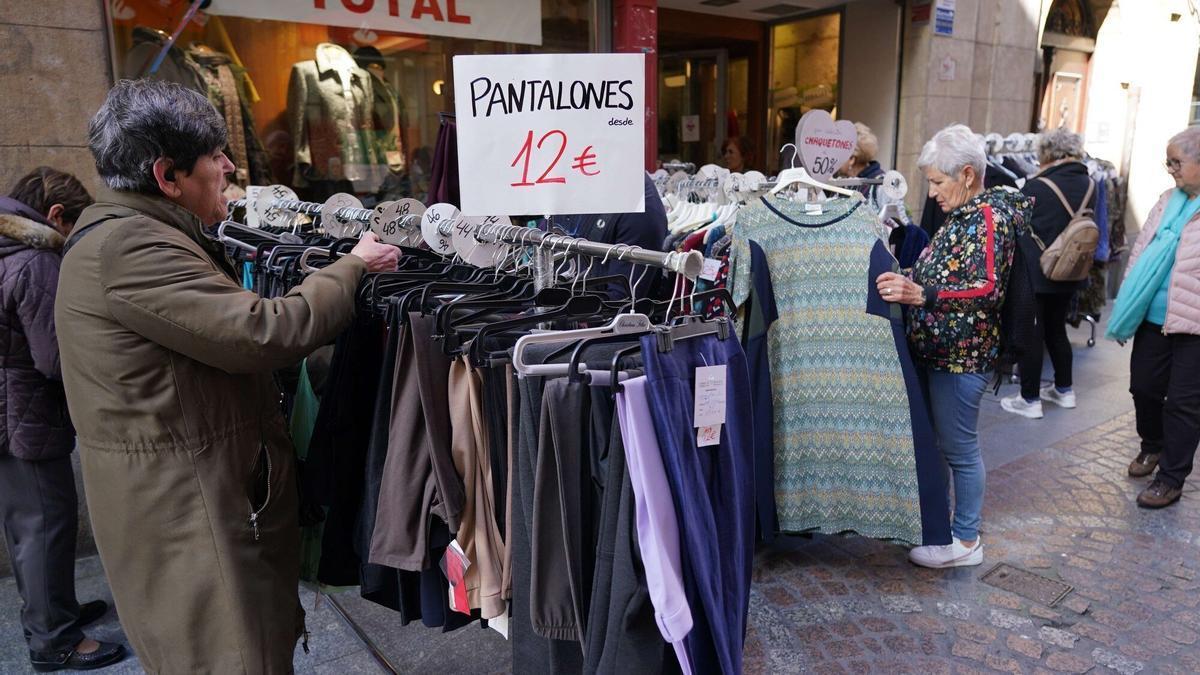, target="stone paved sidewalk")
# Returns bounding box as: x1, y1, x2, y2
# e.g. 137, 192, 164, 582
743, 410, 1200, 674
